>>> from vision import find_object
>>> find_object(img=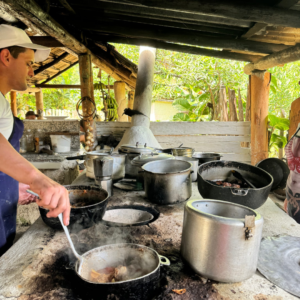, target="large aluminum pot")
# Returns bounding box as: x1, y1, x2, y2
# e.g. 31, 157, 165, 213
175, 156, 198, 182
111, 153, 126, 182
142, 160, 192, 204
73, 243, 170, 300
181, 199, 263, 282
